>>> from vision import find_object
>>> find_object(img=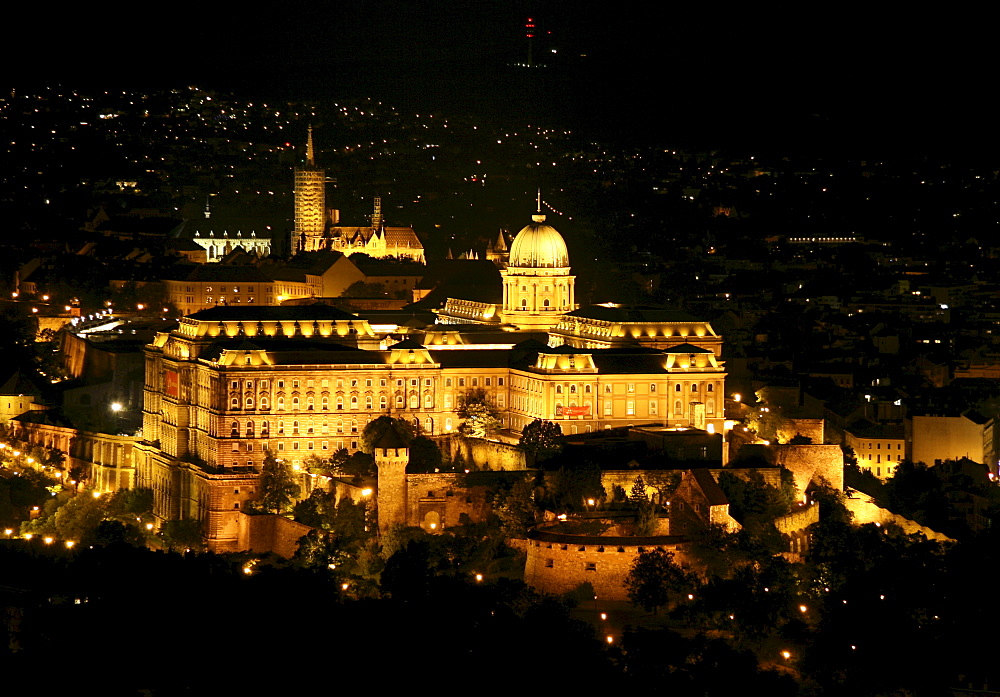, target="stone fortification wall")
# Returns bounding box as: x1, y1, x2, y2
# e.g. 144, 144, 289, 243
446, 435, 527, 471
405, 472, 492, 532
236, 513, 313, 558
774, 503, 819, 535
601, 470, 681, 503
844, 496, 953, 542
775, 444, 844, 494
524, 527, 690, 601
